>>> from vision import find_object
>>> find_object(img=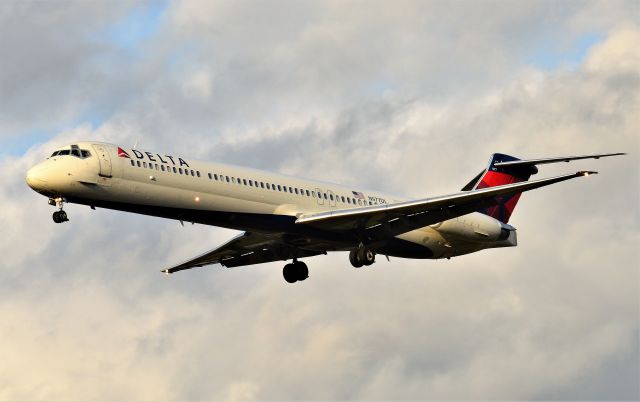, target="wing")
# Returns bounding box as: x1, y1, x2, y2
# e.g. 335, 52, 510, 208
296, 171, 595, 240
162, 232, 325, 274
